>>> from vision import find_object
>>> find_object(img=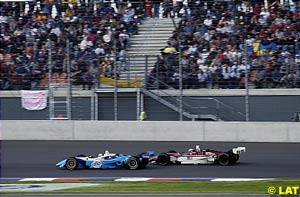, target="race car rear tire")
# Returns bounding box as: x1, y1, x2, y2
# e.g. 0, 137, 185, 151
228, 151, 239, 164
230, 154, 239, 164
135, 153, 149, 169
139, 158, 149, 169
217, 153, 230, 166
157, 153, 170, 166
126, 156, 140, 170
65, 157, 78, 170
